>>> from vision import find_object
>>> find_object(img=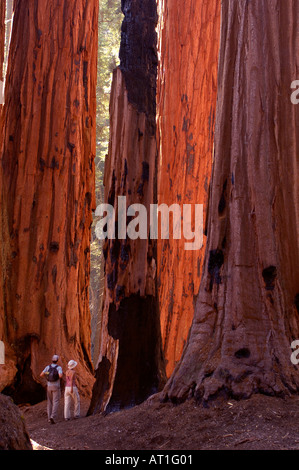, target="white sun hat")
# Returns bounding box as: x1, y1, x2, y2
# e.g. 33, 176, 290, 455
68, 360, 78, 370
